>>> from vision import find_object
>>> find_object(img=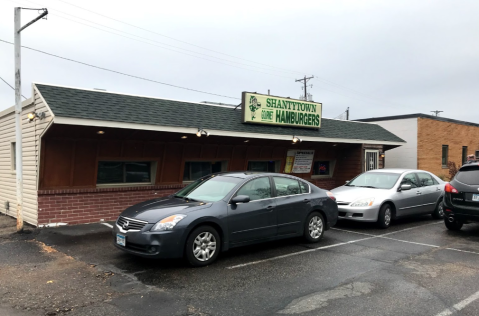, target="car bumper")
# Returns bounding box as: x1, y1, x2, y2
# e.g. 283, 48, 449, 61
337, 205, 380, 222
112, 223, 185, 259
443, 198, 479, 223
